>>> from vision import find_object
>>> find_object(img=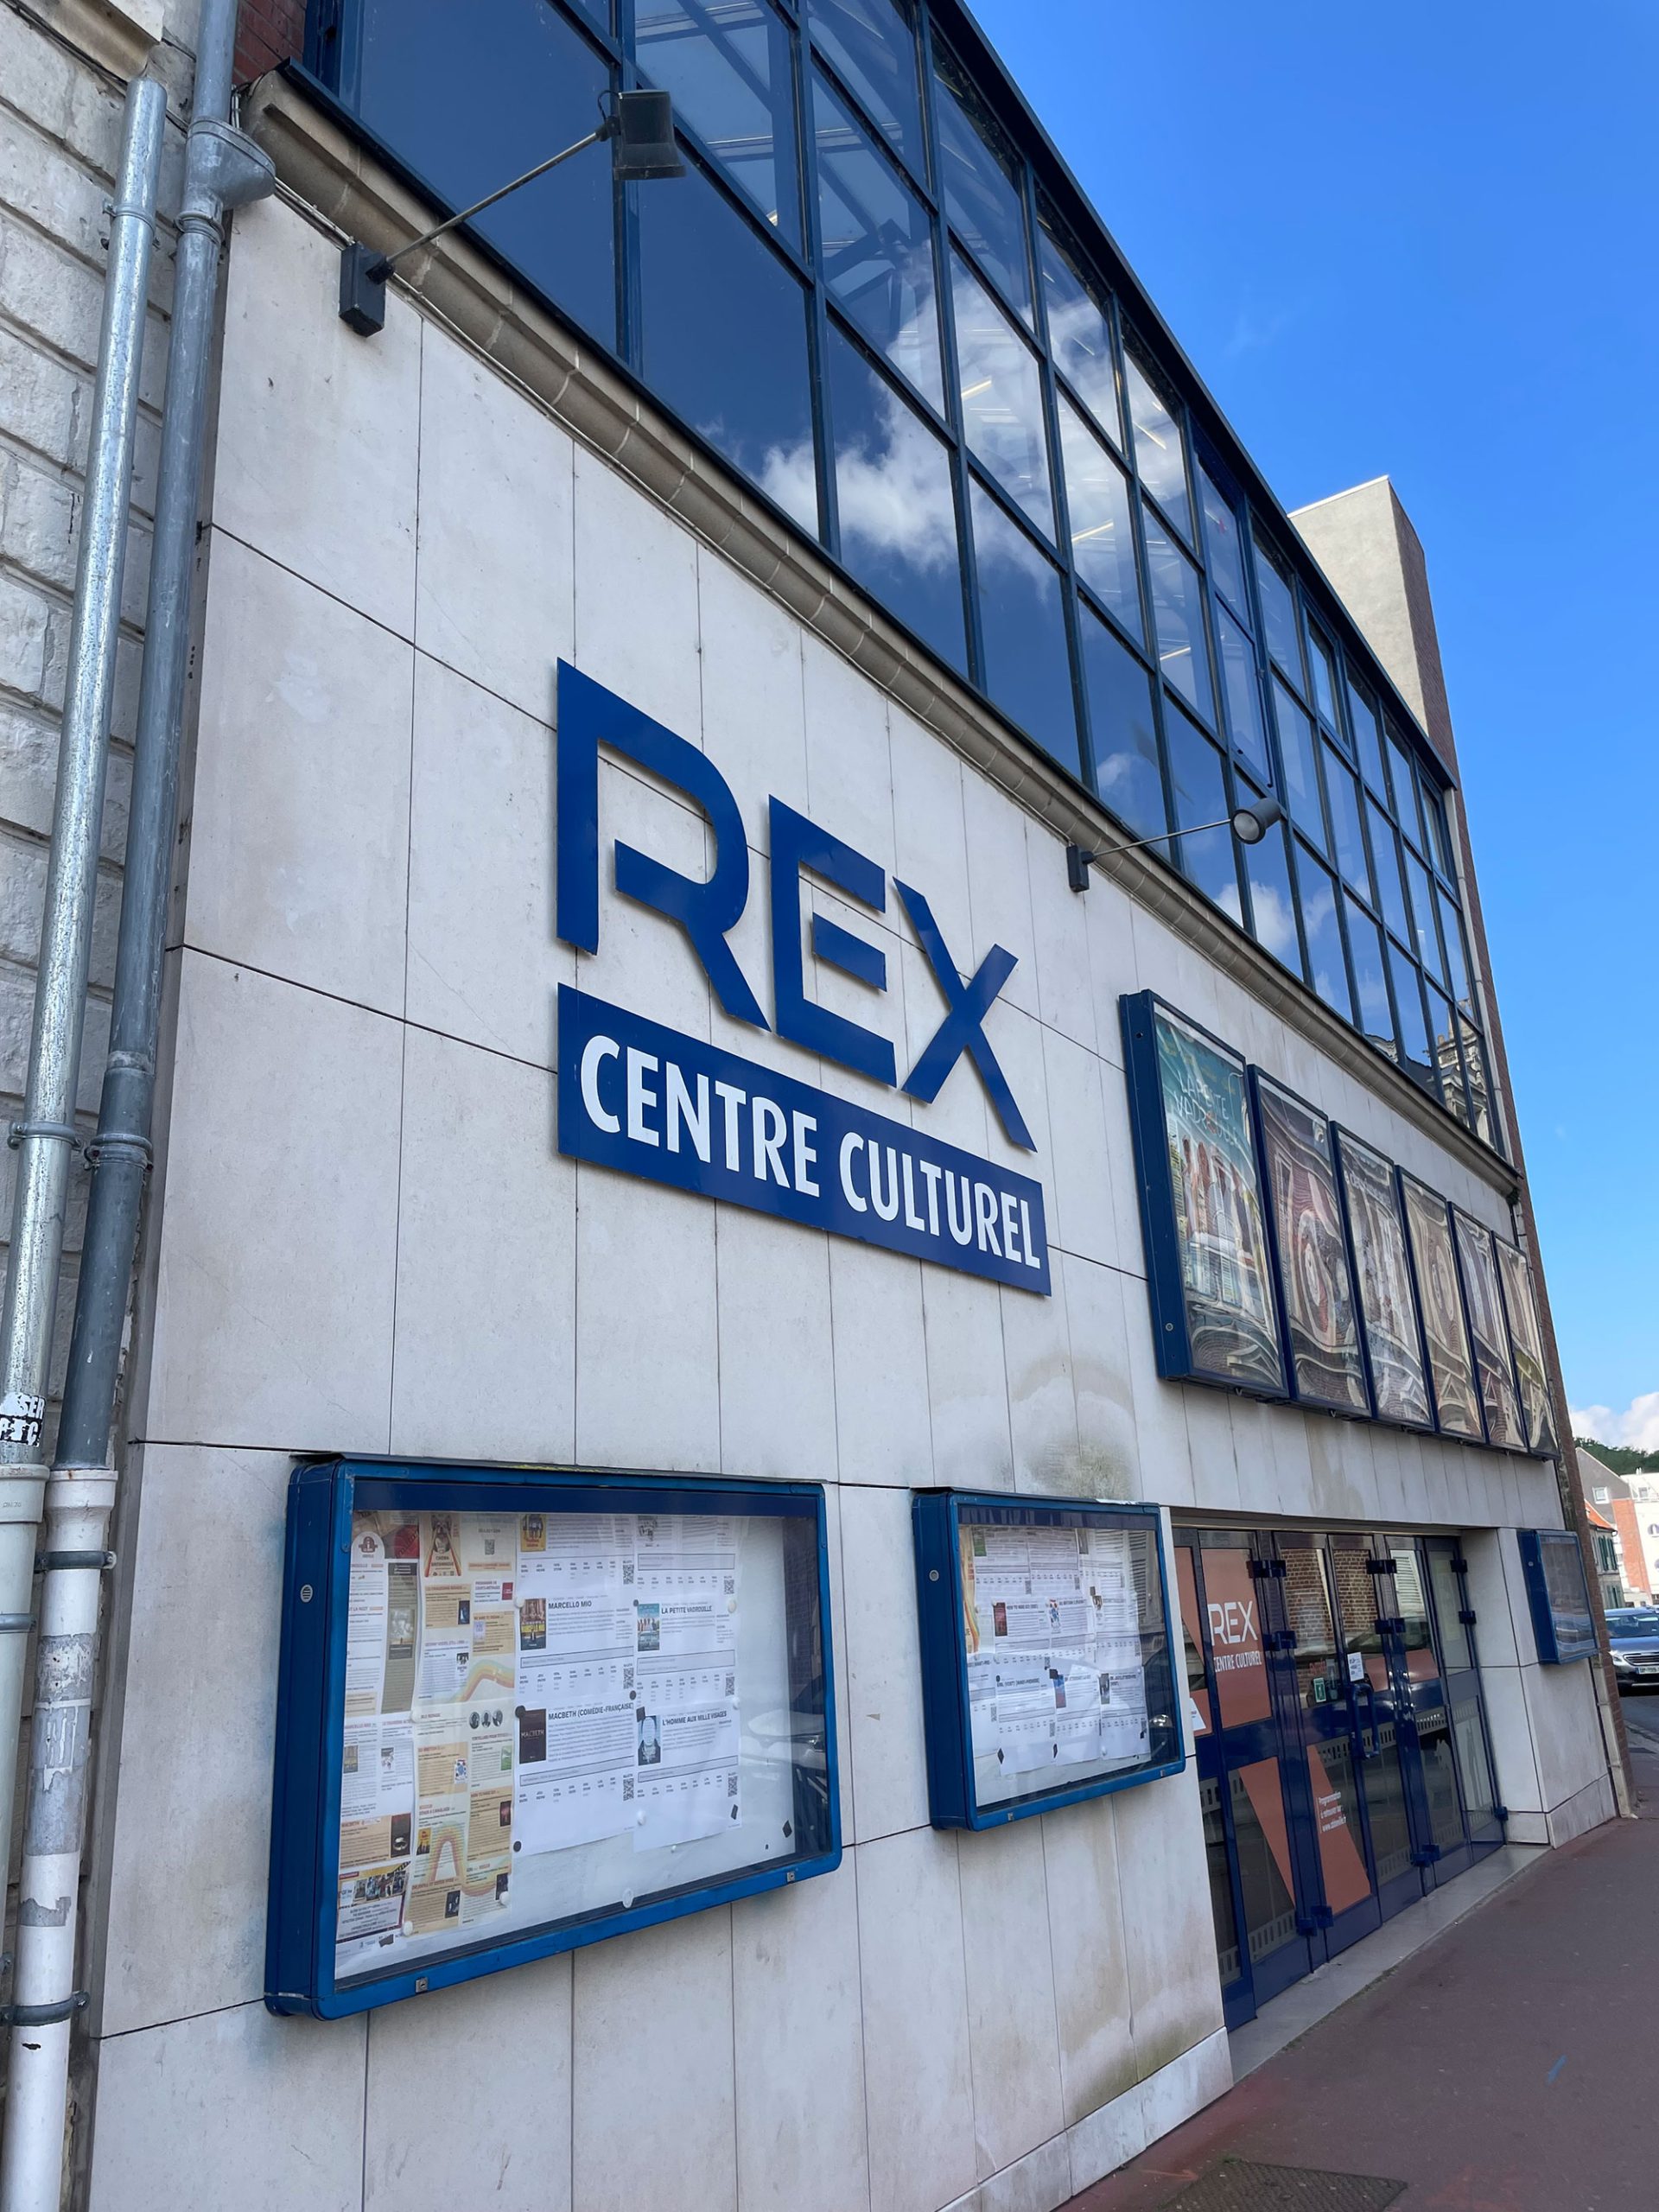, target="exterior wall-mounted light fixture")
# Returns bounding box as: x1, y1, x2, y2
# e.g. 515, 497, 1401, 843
1066, 791, 1285, 892
339, 88, 684, 335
